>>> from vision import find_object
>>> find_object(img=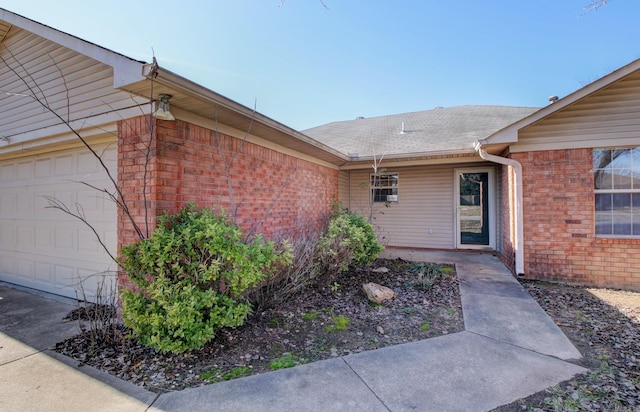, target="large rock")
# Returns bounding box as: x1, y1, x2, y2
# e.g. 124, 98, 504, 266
362, 282, 395, 304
